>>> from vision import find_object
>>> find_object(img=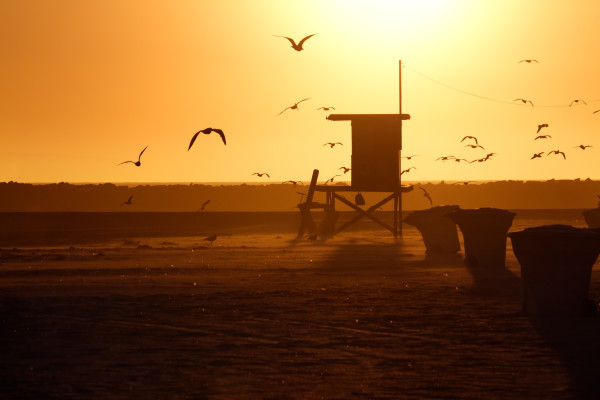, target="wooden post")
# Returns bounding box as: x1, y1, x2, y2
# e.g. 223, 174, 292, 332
398, 59, 403, 237
296, 169, 320, 239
